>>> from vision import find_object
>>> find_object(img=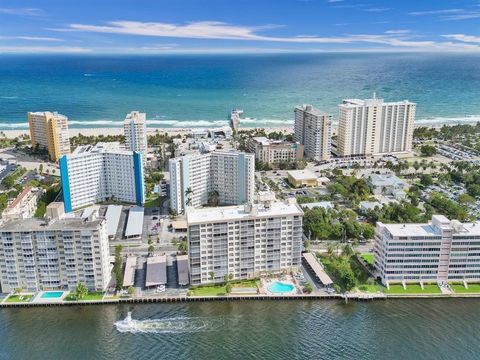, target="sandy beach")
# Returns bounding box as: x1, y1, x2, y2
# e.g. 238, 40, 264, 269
1, 126, 295, 139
